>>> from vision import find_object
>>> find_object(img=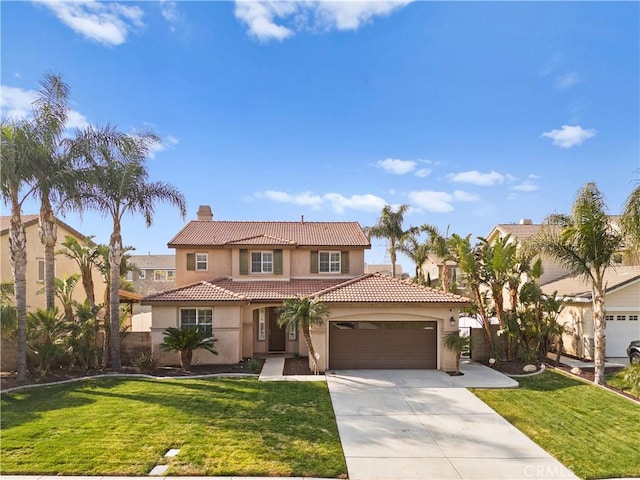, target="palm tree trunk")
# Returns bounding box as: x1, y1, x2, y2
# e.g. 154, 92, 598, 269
81, 264, 96, 308
38, 196, 57, 310
592, 280, 606, 385
9, 205, 28, 383
390, 240, 397, 278
301, 324, 318, 373
441, 264, 450, 293
109, 228, 123, 370
101, 285, 110, 368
